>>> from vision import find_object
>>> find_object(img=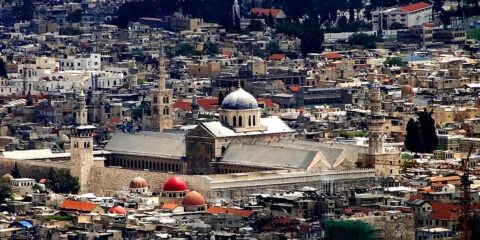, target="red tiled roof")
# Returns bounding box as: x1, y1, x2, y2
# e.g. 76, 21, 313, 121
207, 206, 254, 218
407, 194, 423, 202
198, 98, 219, 111
401, 2, 431, 13
110, 117, 121, 124
162, 203, 179, 210
429, 211, 459, 221
430, 176, 460, 183
59, 200, 98, 212
257, 98, 274, 108
289, 85, 301, 92
323, 52, 343, 60
173, 101, 192, 111
222, 49, 233, 57
251, 8, 282, 17
268, 53, 286, 61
